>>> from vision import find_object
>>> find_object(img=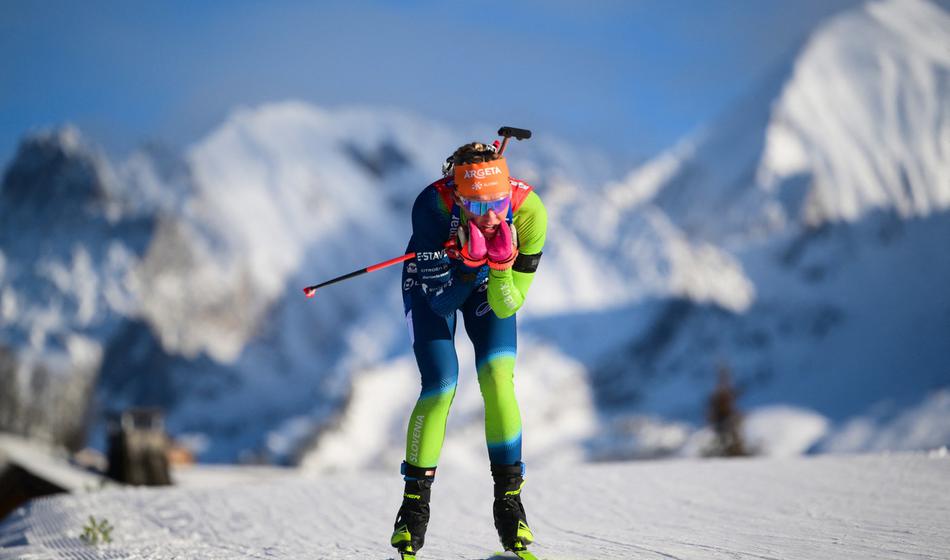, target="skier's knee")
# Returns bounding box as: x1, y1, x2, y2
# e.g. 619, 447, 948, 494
417, 386, 457, 412
477, 362, 514, 399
